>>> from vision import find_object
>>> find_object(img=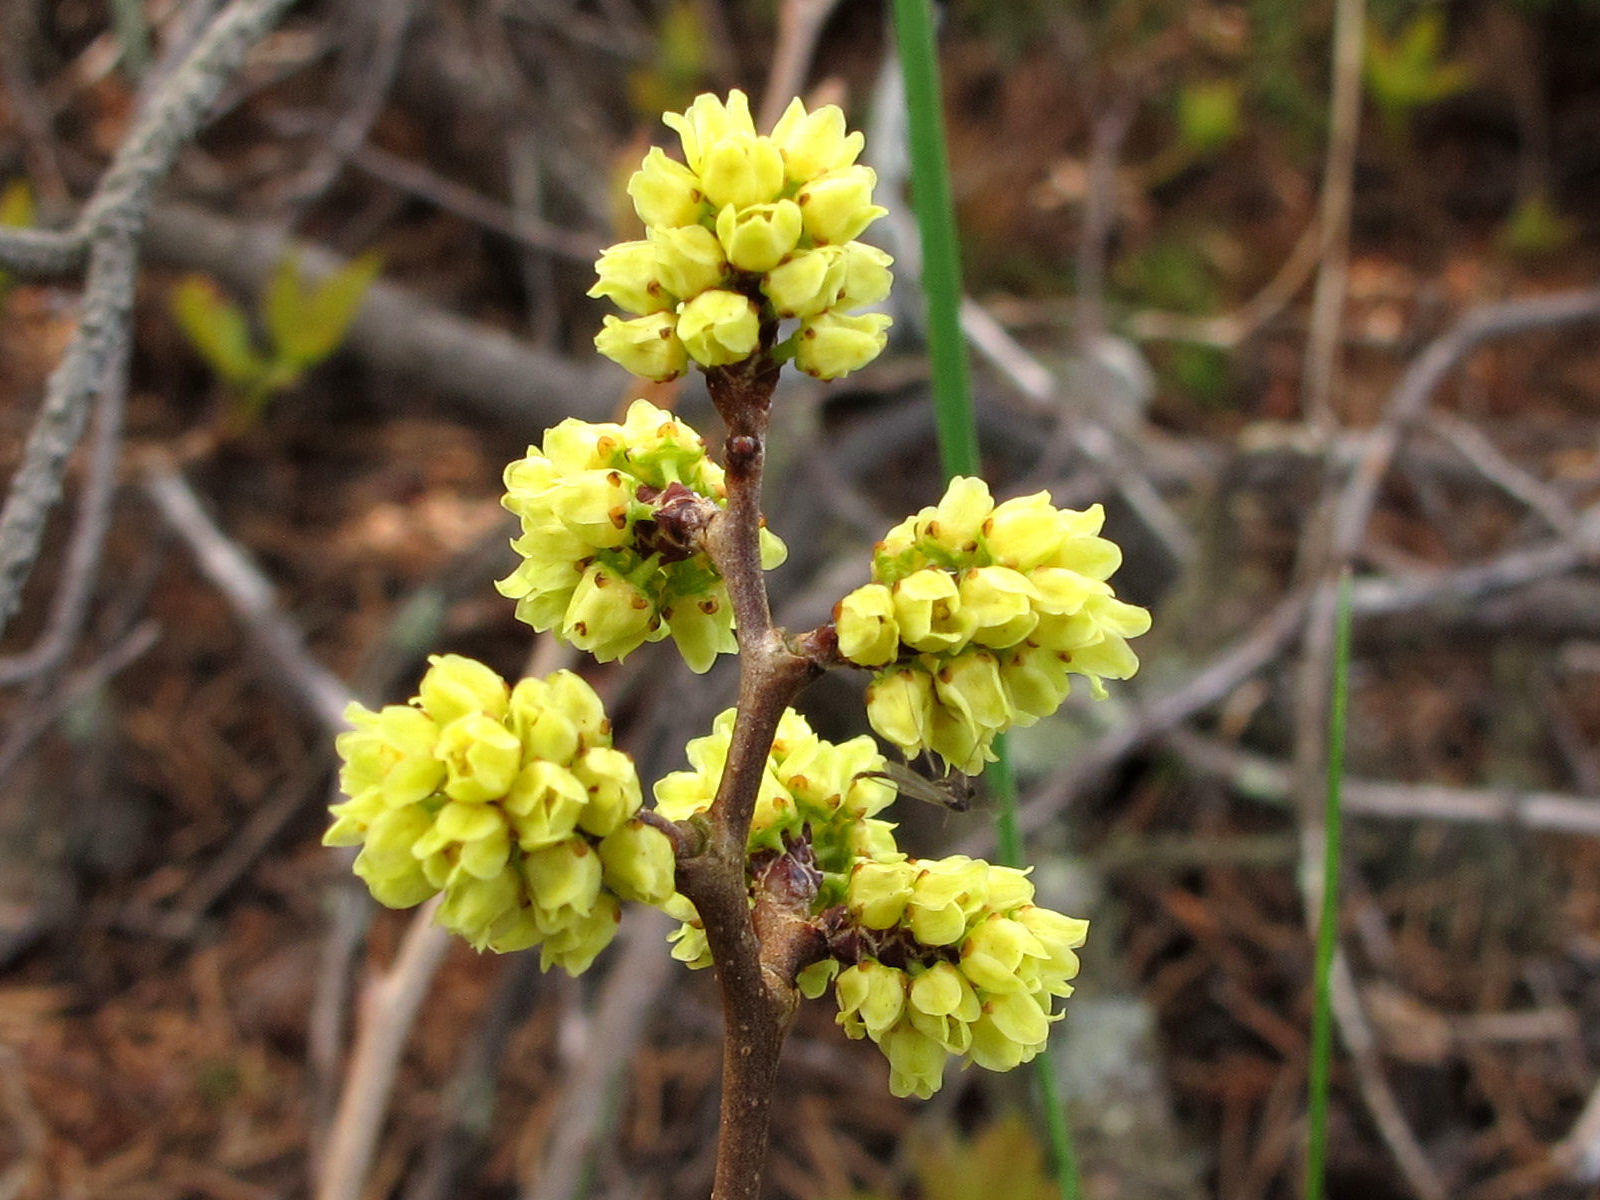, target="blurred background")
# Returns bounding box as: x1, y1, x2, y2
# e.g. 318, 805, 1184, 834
3, 0, 1600, 1197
